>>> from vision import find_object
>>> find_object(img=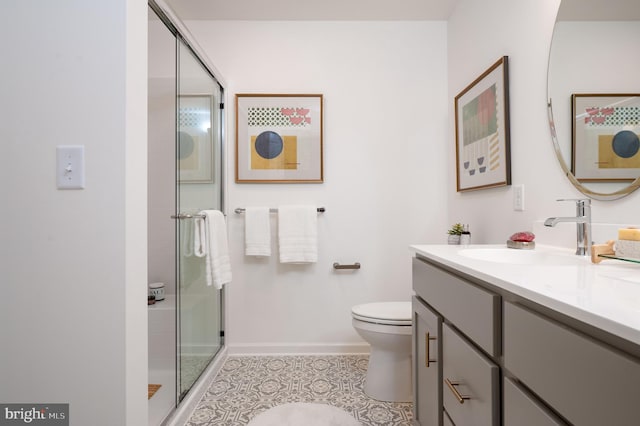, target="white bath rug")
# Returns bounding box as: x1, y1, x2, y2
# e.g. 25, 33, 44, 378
247, 402, 361, 426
